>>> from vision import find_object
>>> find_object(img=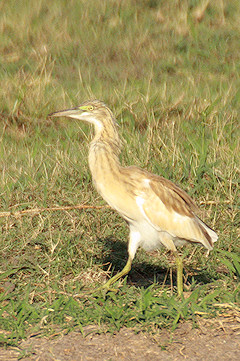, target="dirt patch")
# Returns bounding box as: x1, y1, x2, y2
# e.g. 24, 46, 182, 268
1, 316, 240, 361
